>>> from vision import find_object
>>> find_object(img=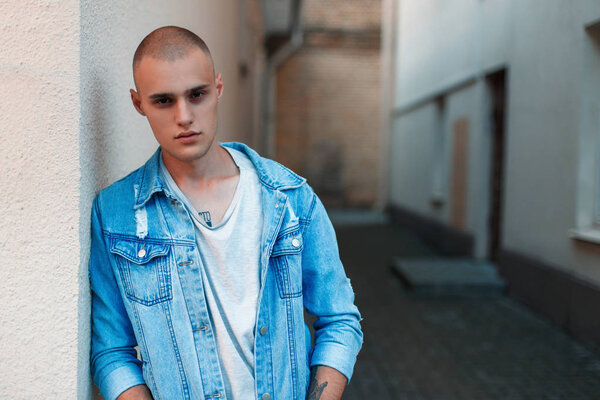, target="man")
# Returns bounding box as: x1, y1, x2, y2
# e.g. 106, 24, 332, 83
90, 26, 362, 400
